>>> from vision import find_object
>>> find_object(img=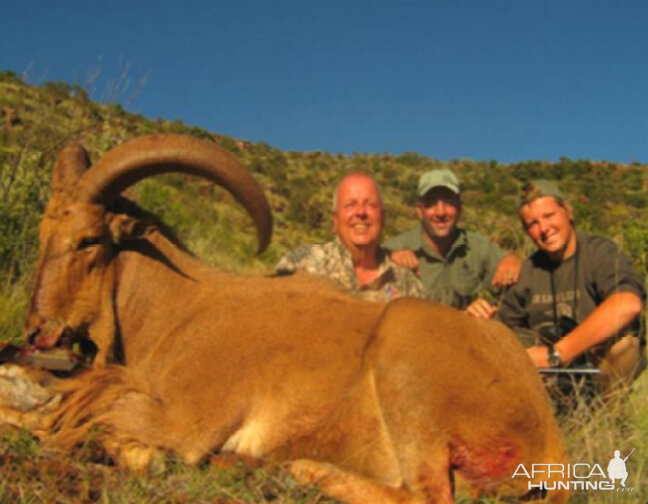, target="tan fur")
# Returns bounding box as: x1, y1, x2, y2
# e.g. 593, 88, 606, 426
19, 135, 569, 503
